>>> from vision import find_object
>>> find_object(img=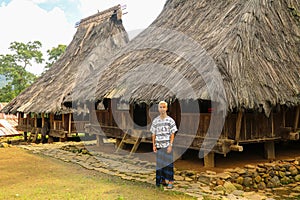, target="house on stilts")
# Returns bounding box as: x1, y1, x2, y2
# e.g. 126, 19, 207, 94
66, 0, 300, 167
1, 5, 129, 142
